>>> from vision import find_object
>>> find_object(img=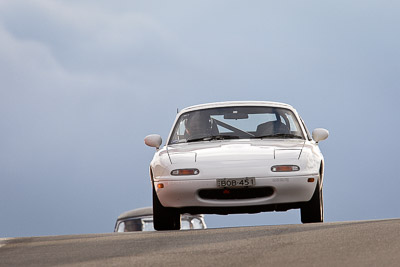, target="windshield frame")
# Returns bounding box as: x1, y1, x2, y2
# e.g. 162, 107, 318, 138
167, 105, 306, 145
